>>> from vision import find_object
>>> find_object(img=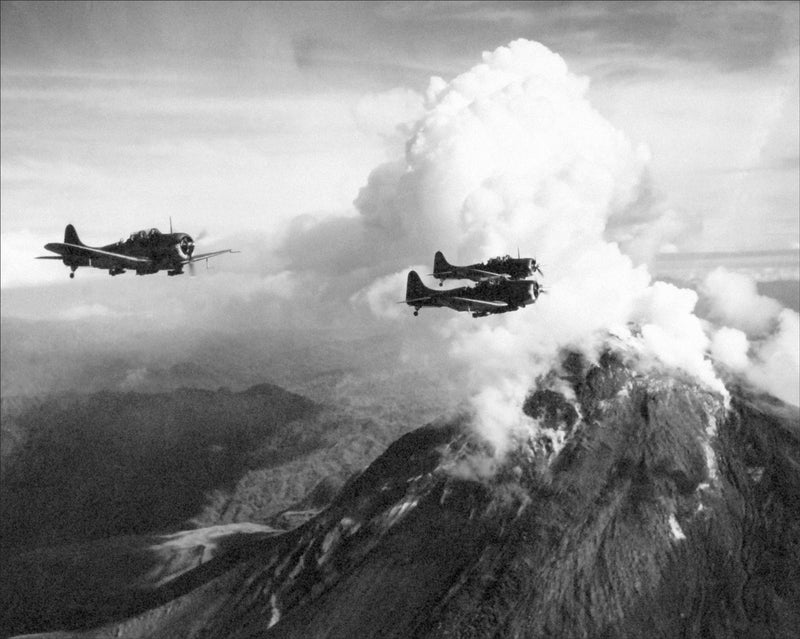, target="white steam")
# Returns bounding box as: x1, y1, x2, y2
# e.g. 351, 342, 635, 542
700, 267, 784, 336
704, 268, 799, 406
352, 39, 724, 454
289, 39, 798, 456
